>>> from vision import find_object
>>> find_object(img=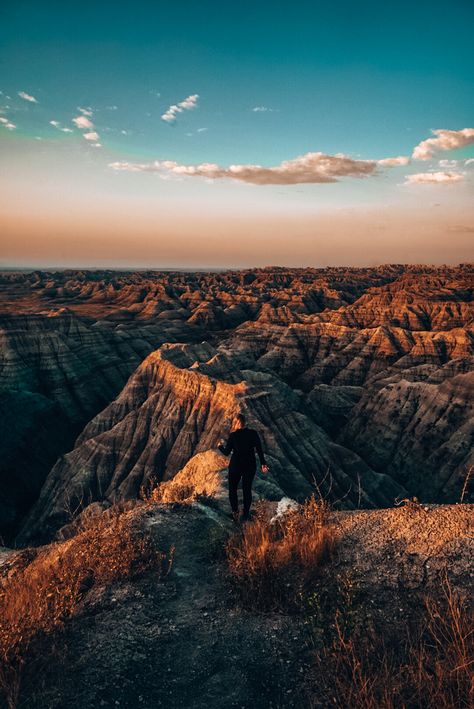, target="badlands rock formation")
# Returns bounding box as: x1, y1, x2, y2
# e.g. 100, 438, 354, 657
0, 265, 472, 542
